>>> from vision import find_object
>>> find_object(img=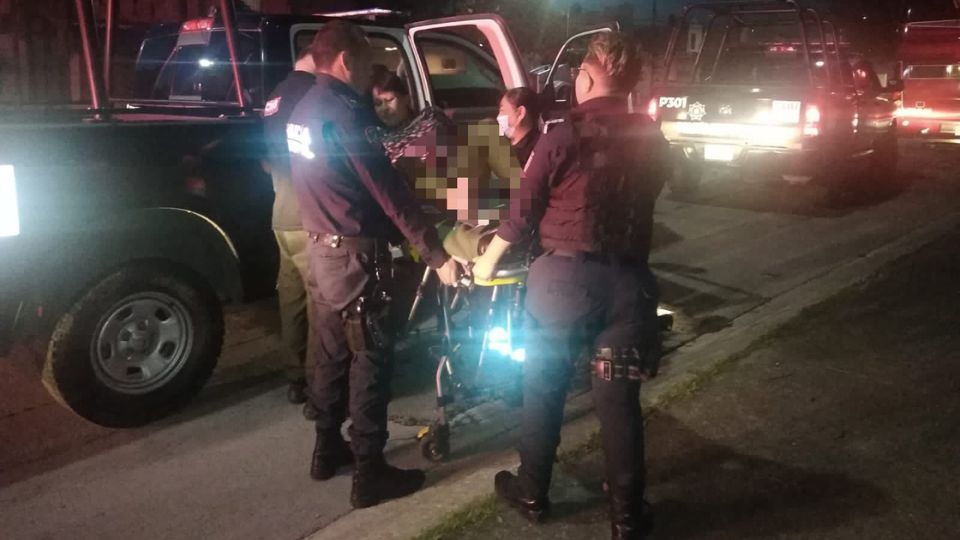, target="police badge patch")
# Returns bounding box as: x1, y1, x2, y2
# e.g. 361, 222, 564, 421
264, 97, 281, 117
